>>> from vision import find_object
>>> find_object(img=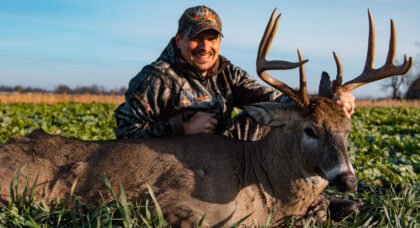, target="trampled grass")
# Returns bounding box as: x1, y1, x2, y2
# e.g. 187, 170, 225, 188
0, 103, 419, 227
